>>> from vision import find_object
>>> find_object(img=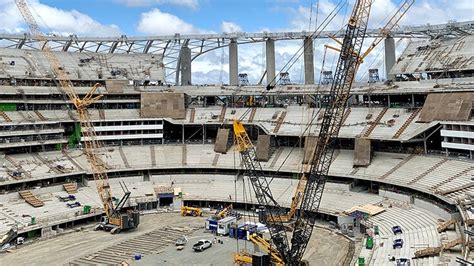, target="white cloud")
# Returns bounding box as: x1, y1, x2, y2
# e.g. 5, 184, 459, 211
116, 0, 198, 9
0, 0, 121, 36
221, 21, 242, 33
137, 8, 204, 35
